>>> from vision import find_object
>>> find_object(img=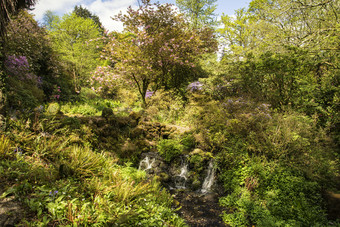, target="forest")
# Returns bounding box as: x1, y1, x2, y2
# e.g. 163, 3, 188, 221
0, 0, 339, 226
